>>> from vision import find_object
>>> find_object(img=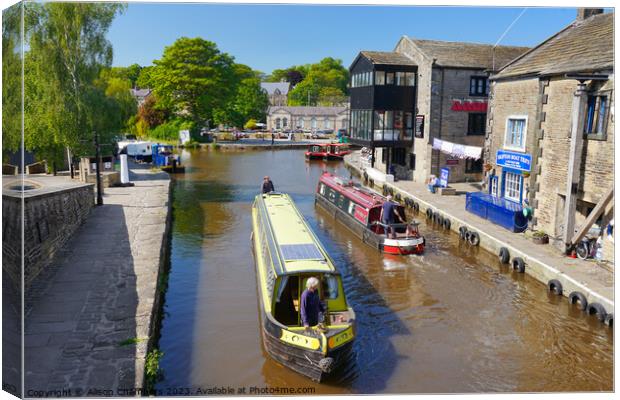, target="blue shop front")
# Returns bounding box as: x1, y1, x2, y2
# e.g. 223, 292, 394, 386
466, 150, 532, 232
